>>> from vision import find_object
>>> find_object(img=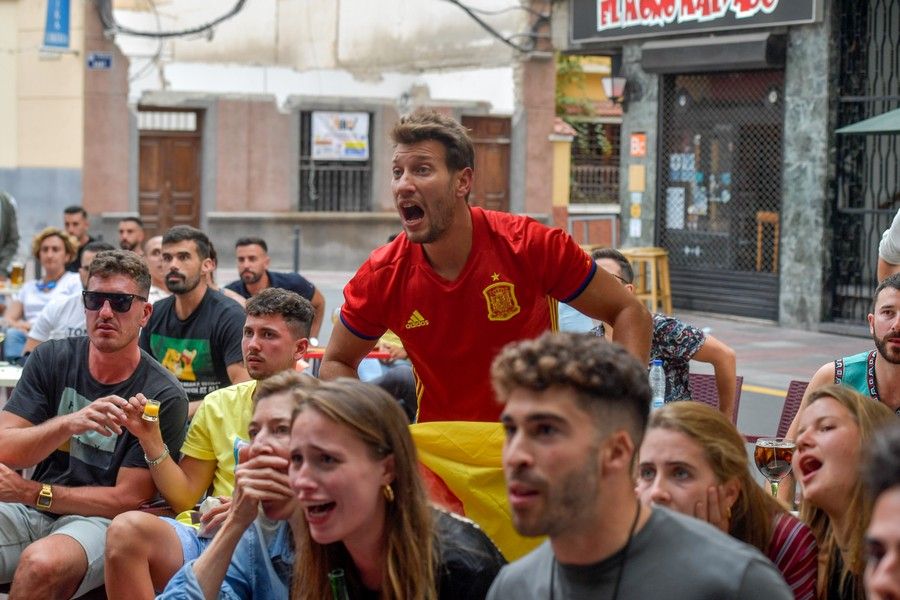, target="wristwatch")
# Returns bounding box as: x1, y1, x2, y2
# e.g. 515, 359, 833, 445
36, 484, 53, 510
